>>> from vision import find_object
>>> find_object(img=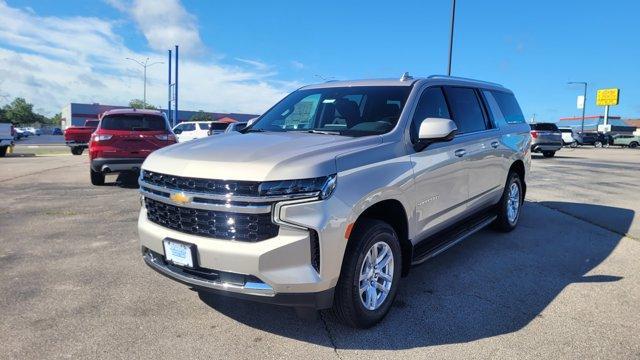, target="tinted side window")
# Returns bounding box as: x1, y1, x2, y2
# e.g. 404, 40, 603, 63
198, 123, 209, 130
443, 87, 487, 134
411, 87, 451, 141
491, 91, 525, 124
530, 123, 558, 131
